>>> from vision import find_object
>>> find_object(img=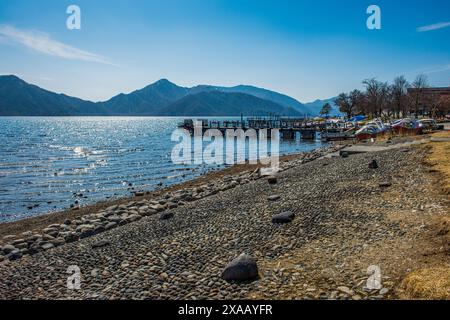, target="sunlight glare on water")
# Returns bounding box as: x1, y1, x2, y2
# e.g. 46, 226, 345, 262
0, 117, 327, 222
